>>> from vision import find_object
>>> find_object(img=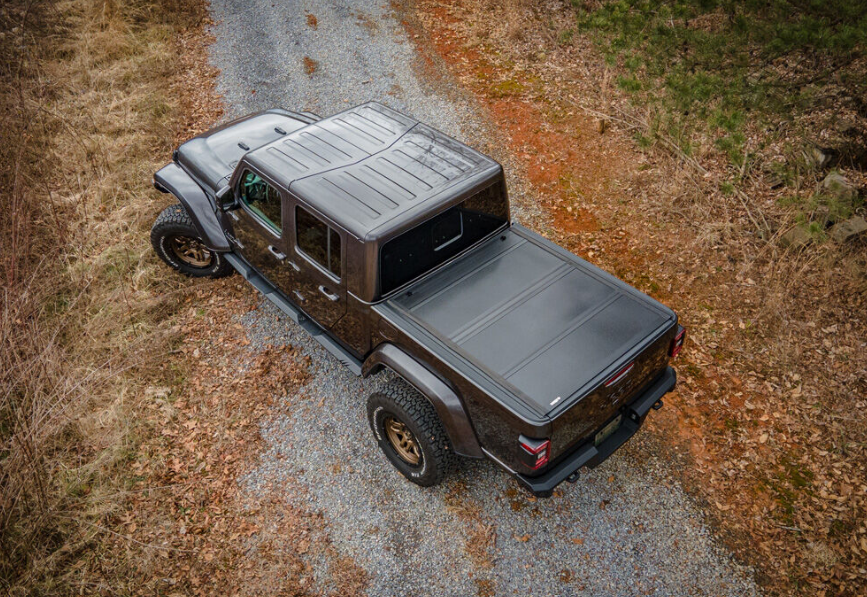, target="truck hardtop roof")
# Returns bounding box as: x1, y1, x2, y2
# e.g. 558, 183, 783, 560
244, 102, 502, 241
